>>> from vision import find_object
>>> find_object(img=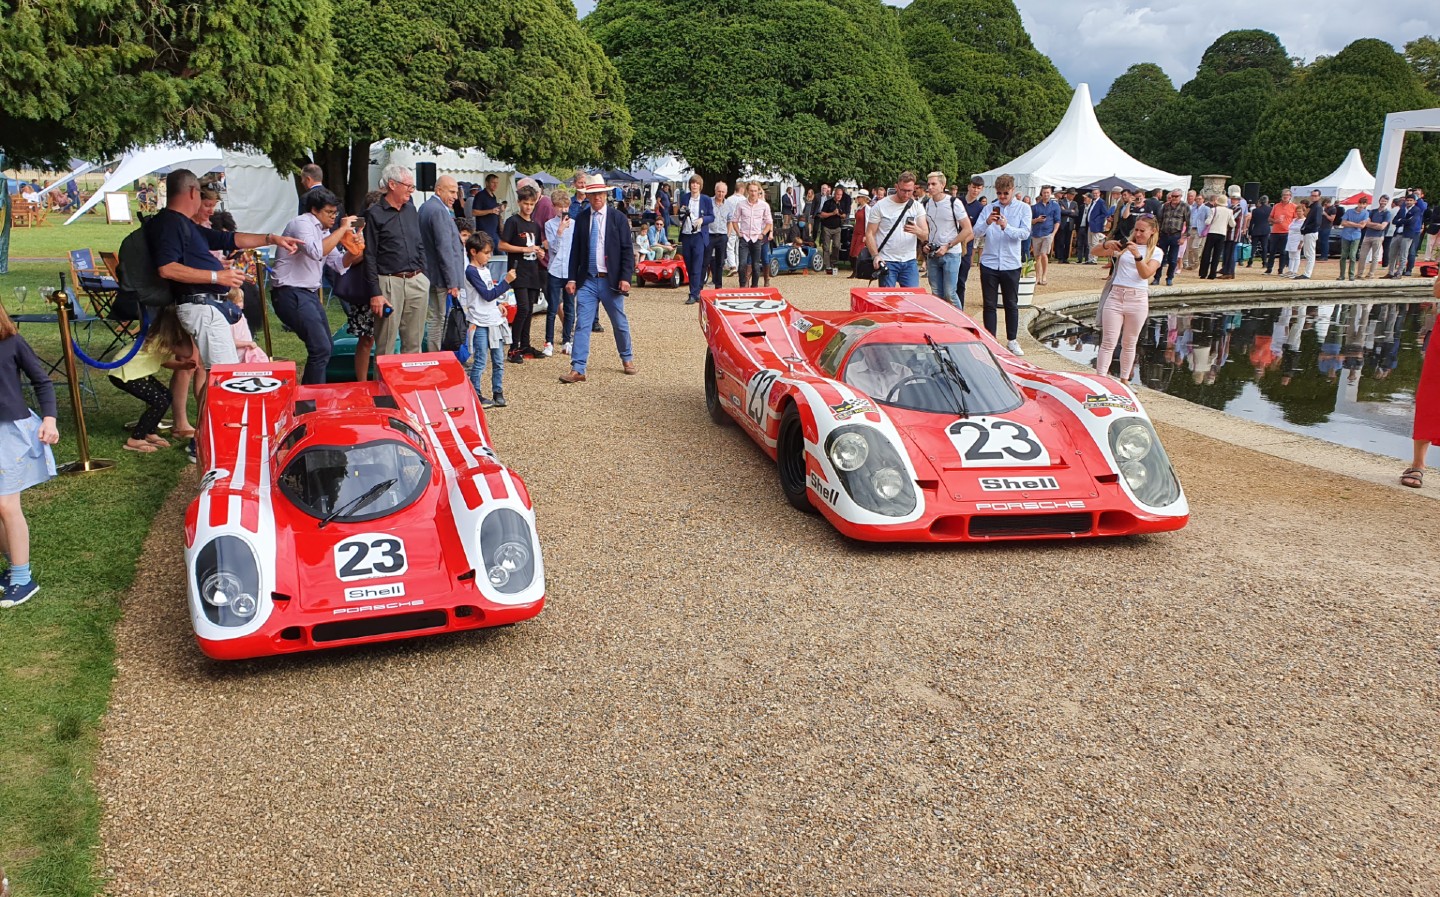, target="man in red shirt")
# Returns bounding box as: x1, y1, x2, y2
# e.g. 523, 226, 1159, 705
1267, 189, 1298, 275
